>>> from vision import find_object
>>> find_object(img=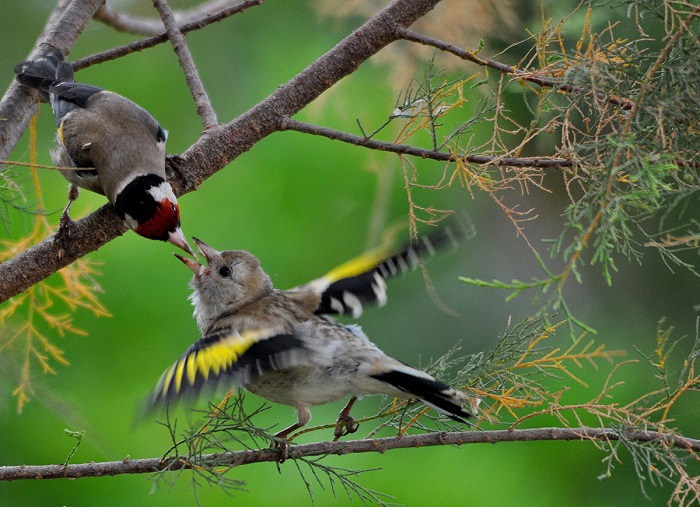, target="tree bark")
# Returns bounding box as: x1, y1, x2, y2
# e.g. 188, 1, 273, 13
0, 427, 697, 481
